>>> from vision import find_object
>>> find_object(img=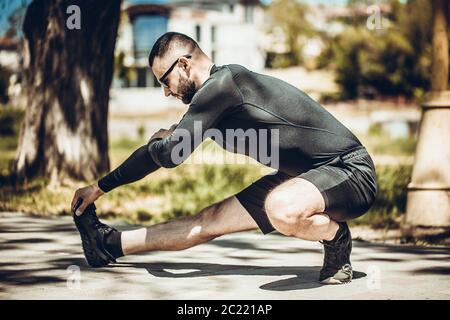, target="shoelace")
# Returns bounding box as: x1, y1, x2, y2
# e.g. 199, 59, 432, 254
88, 211, 115, 236
87, 213, 117, 262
